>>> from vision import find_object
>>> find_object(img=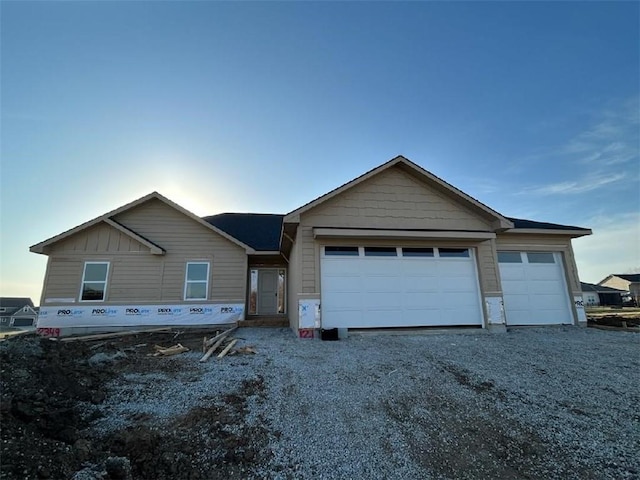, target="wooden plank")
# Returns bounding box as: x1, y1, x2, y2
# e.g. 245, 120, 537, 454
199, 335, 230, 363
204, 326, 238, 347
217, 339, 238, 359
60, 327, 172, 342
